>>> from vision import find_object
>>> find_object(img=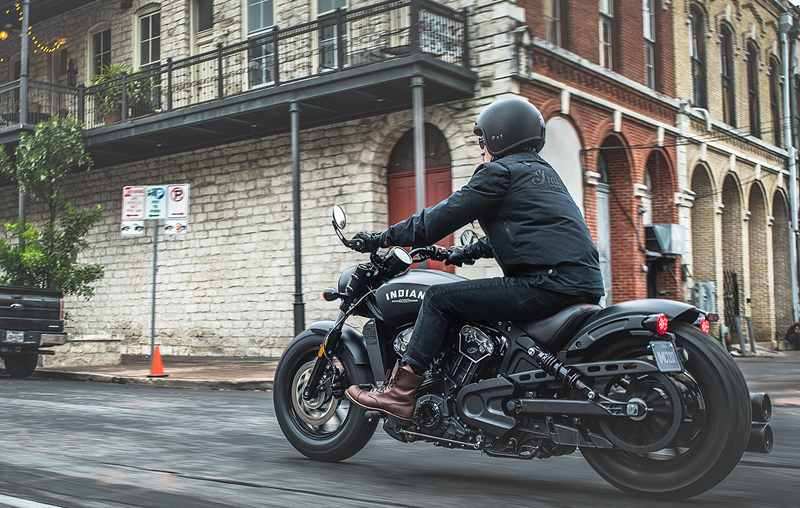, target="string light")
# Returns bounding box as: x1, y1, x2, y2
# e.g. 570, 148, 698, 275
12, 2, 66, 53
